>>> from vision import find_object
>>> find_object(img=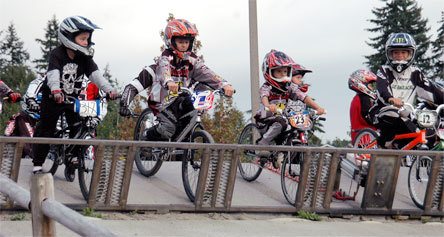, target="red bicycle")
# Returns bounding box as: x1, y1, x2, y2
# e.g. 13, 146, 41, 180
352, 103, 443, 208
